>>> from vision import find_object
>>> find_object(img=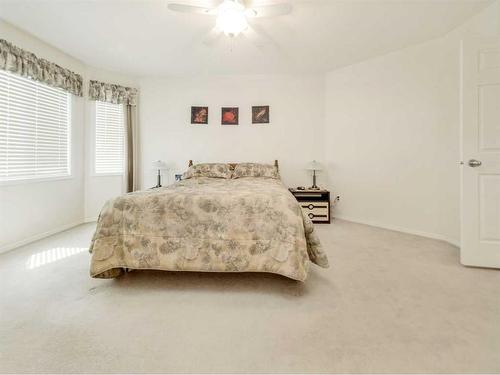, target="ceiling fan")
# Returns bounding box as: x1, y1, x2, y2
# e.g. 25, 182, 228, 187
167, 0, 292, 39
